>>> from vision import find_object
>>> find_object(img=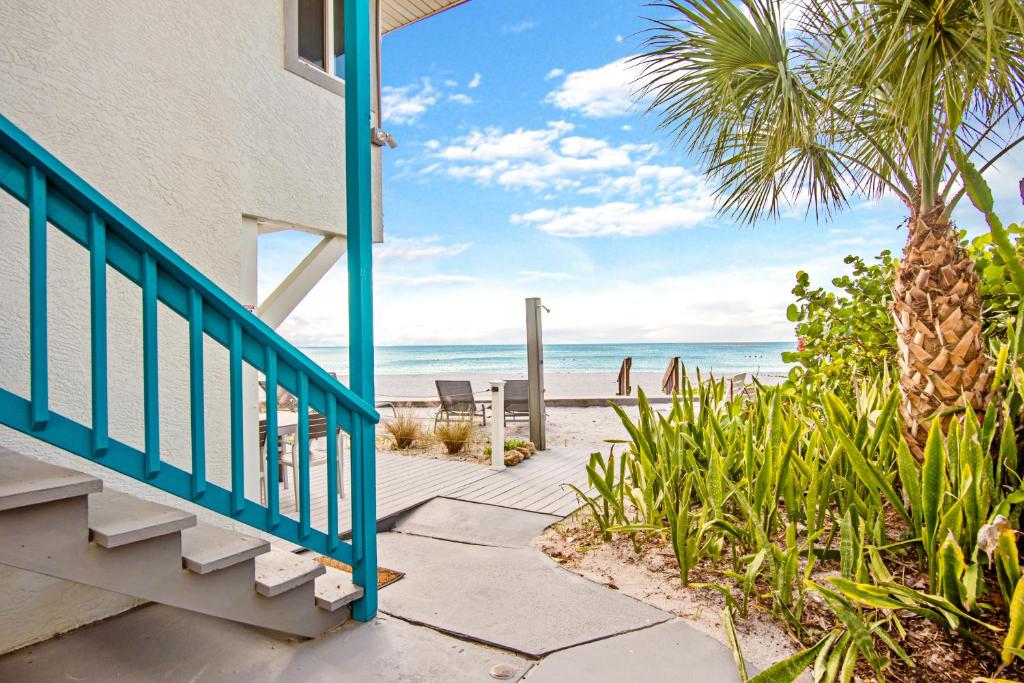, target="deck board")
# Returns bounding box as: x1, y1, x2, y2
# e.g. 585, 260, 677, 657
278, 445, 594, 537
